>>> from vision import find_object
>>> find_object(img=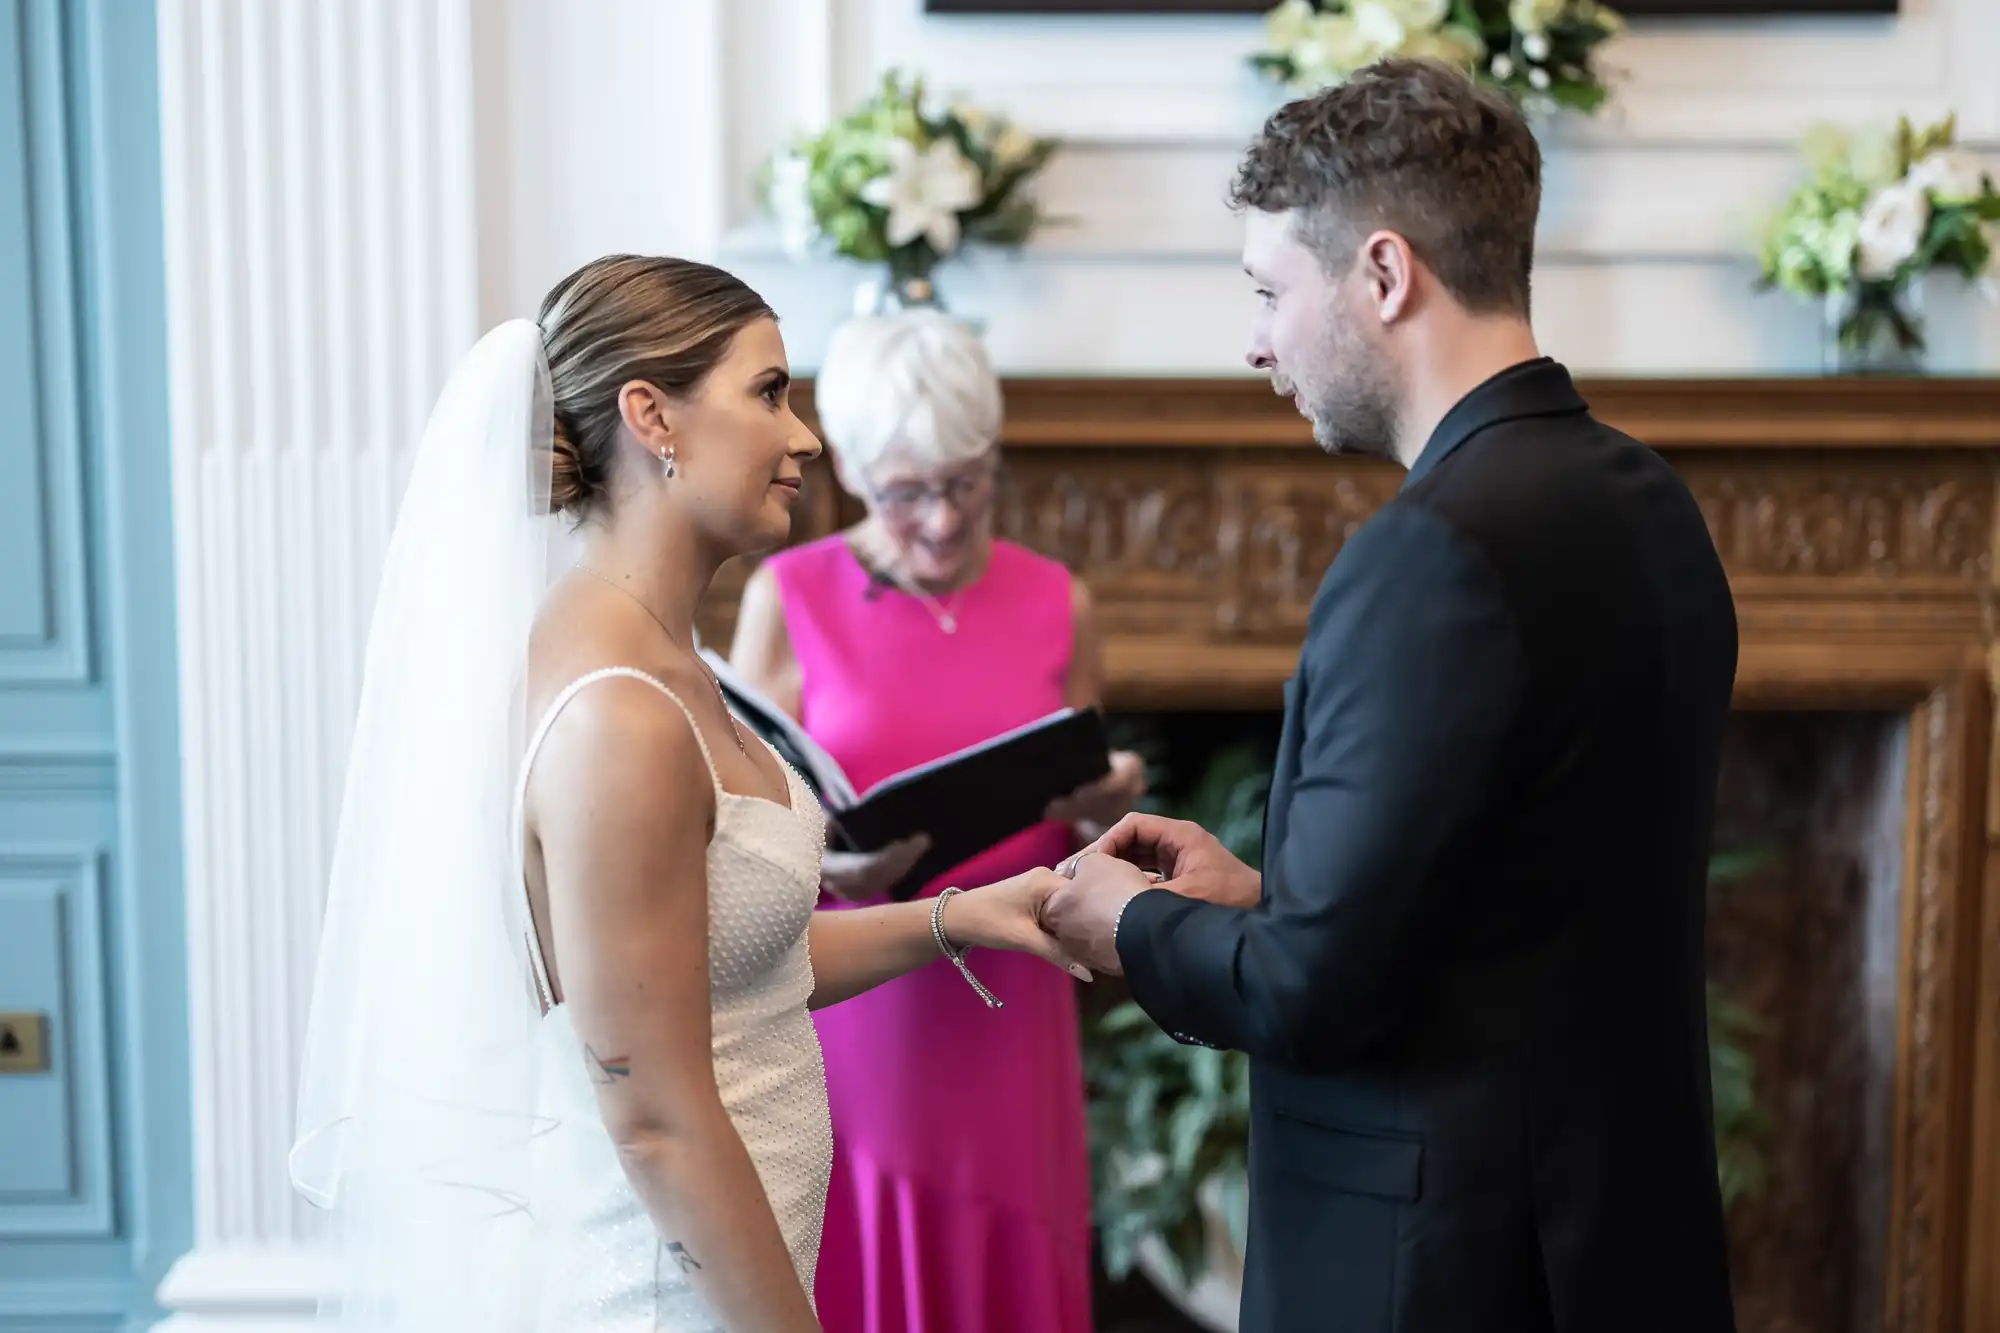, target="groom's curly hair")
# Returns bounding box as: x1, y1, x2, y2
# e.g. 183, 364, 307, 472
1230, 58, 1541, 317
